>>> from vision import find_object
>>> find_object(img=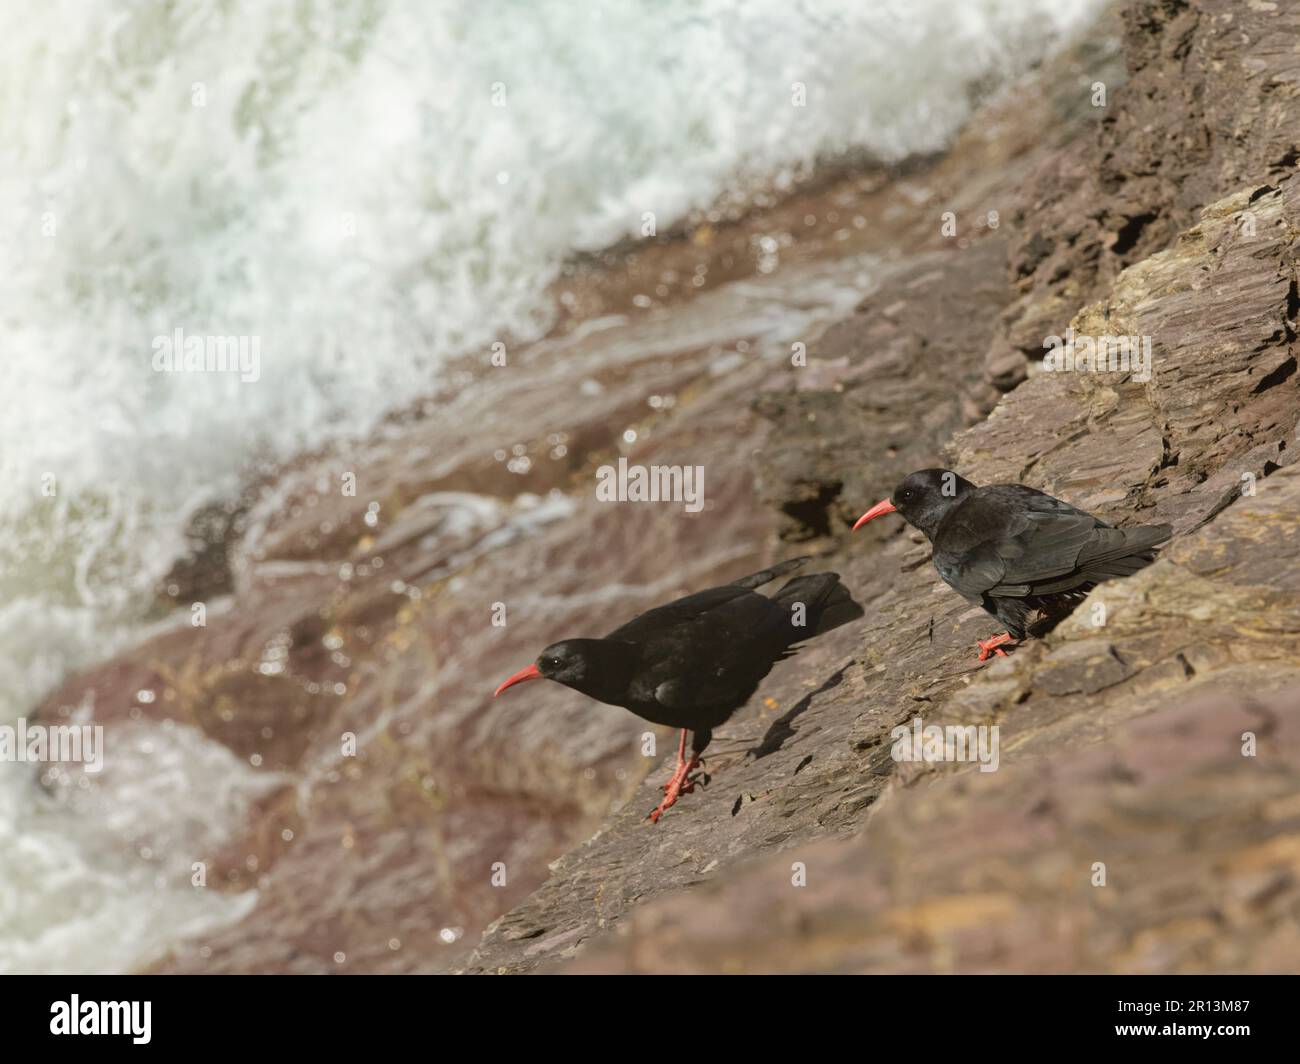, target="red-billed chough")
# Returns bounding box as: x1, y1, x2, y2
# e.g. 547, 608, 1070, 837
494, 557, 861, 822
854, 469, 1171, 662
